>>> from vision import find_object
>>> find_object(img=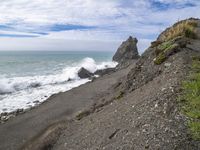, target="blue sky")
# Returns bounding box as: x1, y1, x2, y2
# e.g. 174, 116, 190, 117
0, 0, 199, 52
